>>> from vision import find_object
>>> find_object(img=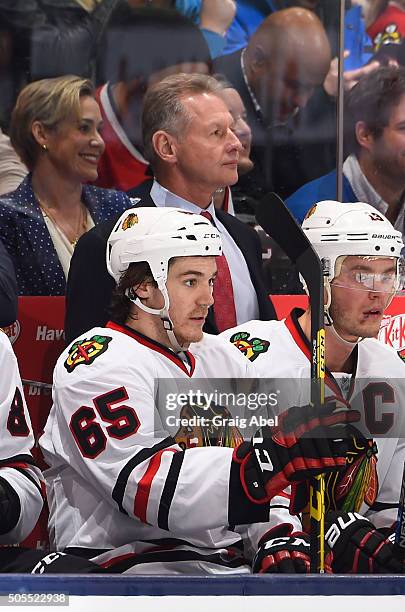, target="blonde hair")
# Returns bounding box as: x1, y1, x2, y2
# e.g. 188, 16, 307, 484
10, 75, 95, 170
